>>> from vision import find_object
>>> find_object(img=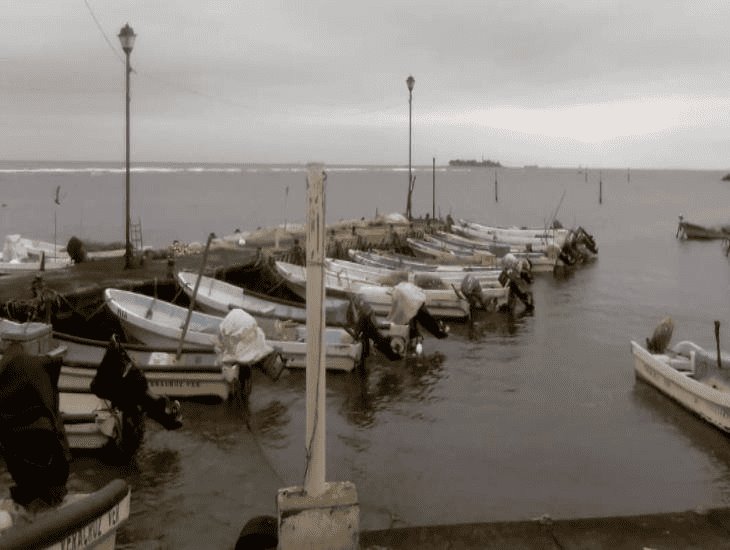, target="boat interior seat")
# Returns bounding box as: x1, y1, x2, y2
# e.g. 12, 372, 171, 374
667, 357, 693, 372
